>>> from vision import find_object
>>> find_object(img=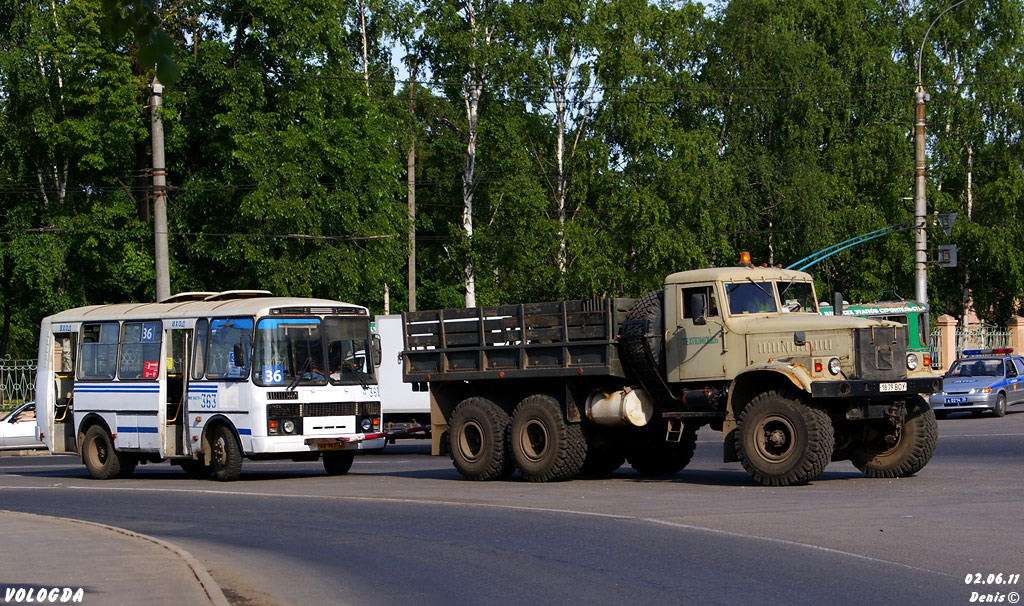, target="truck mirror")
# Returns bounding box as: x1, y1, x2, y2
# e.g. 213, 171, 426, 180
372, 333, 382, 367
794, 331, 806, 347
832, 292, 844, 318
691, 293, 707, 326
